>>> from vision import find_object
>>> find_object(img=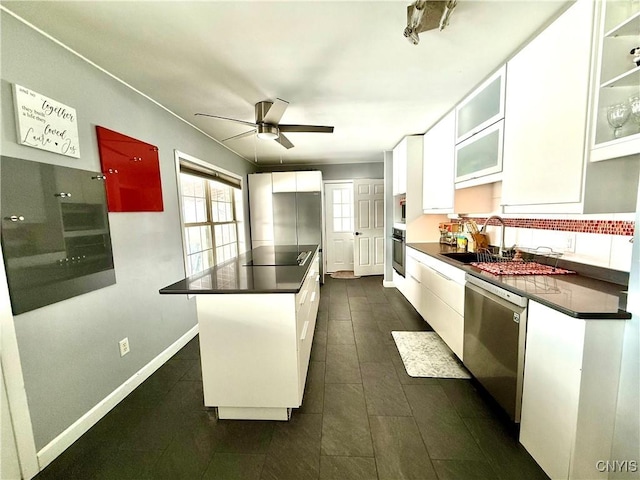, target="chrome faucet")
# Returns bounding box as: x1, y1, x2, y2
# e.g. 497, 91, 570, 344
481, 215, 506, 256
